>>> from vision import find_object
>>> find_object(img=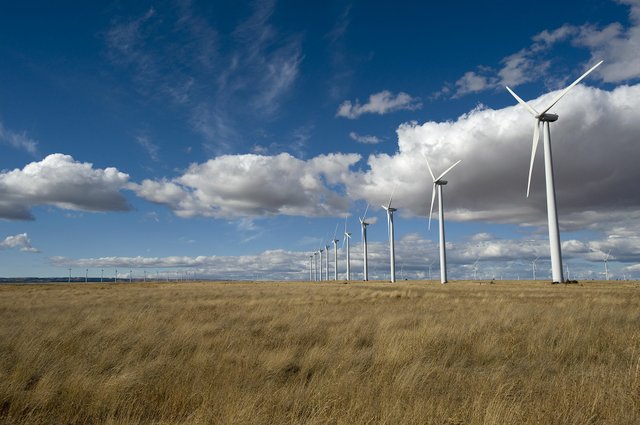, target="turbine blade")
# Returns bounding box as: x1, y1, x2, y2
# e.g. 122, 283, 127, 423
428, 183, 436, 230
539, 60, 603, 115
436, 159, 462, 181
506, 86, 539, 117
344, 215, 348, 234
421, 152, 436, 181
362, 203, 369, 220
526, 120, 541, 198
333, 222, 339, 240
388, 183, 397, 208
